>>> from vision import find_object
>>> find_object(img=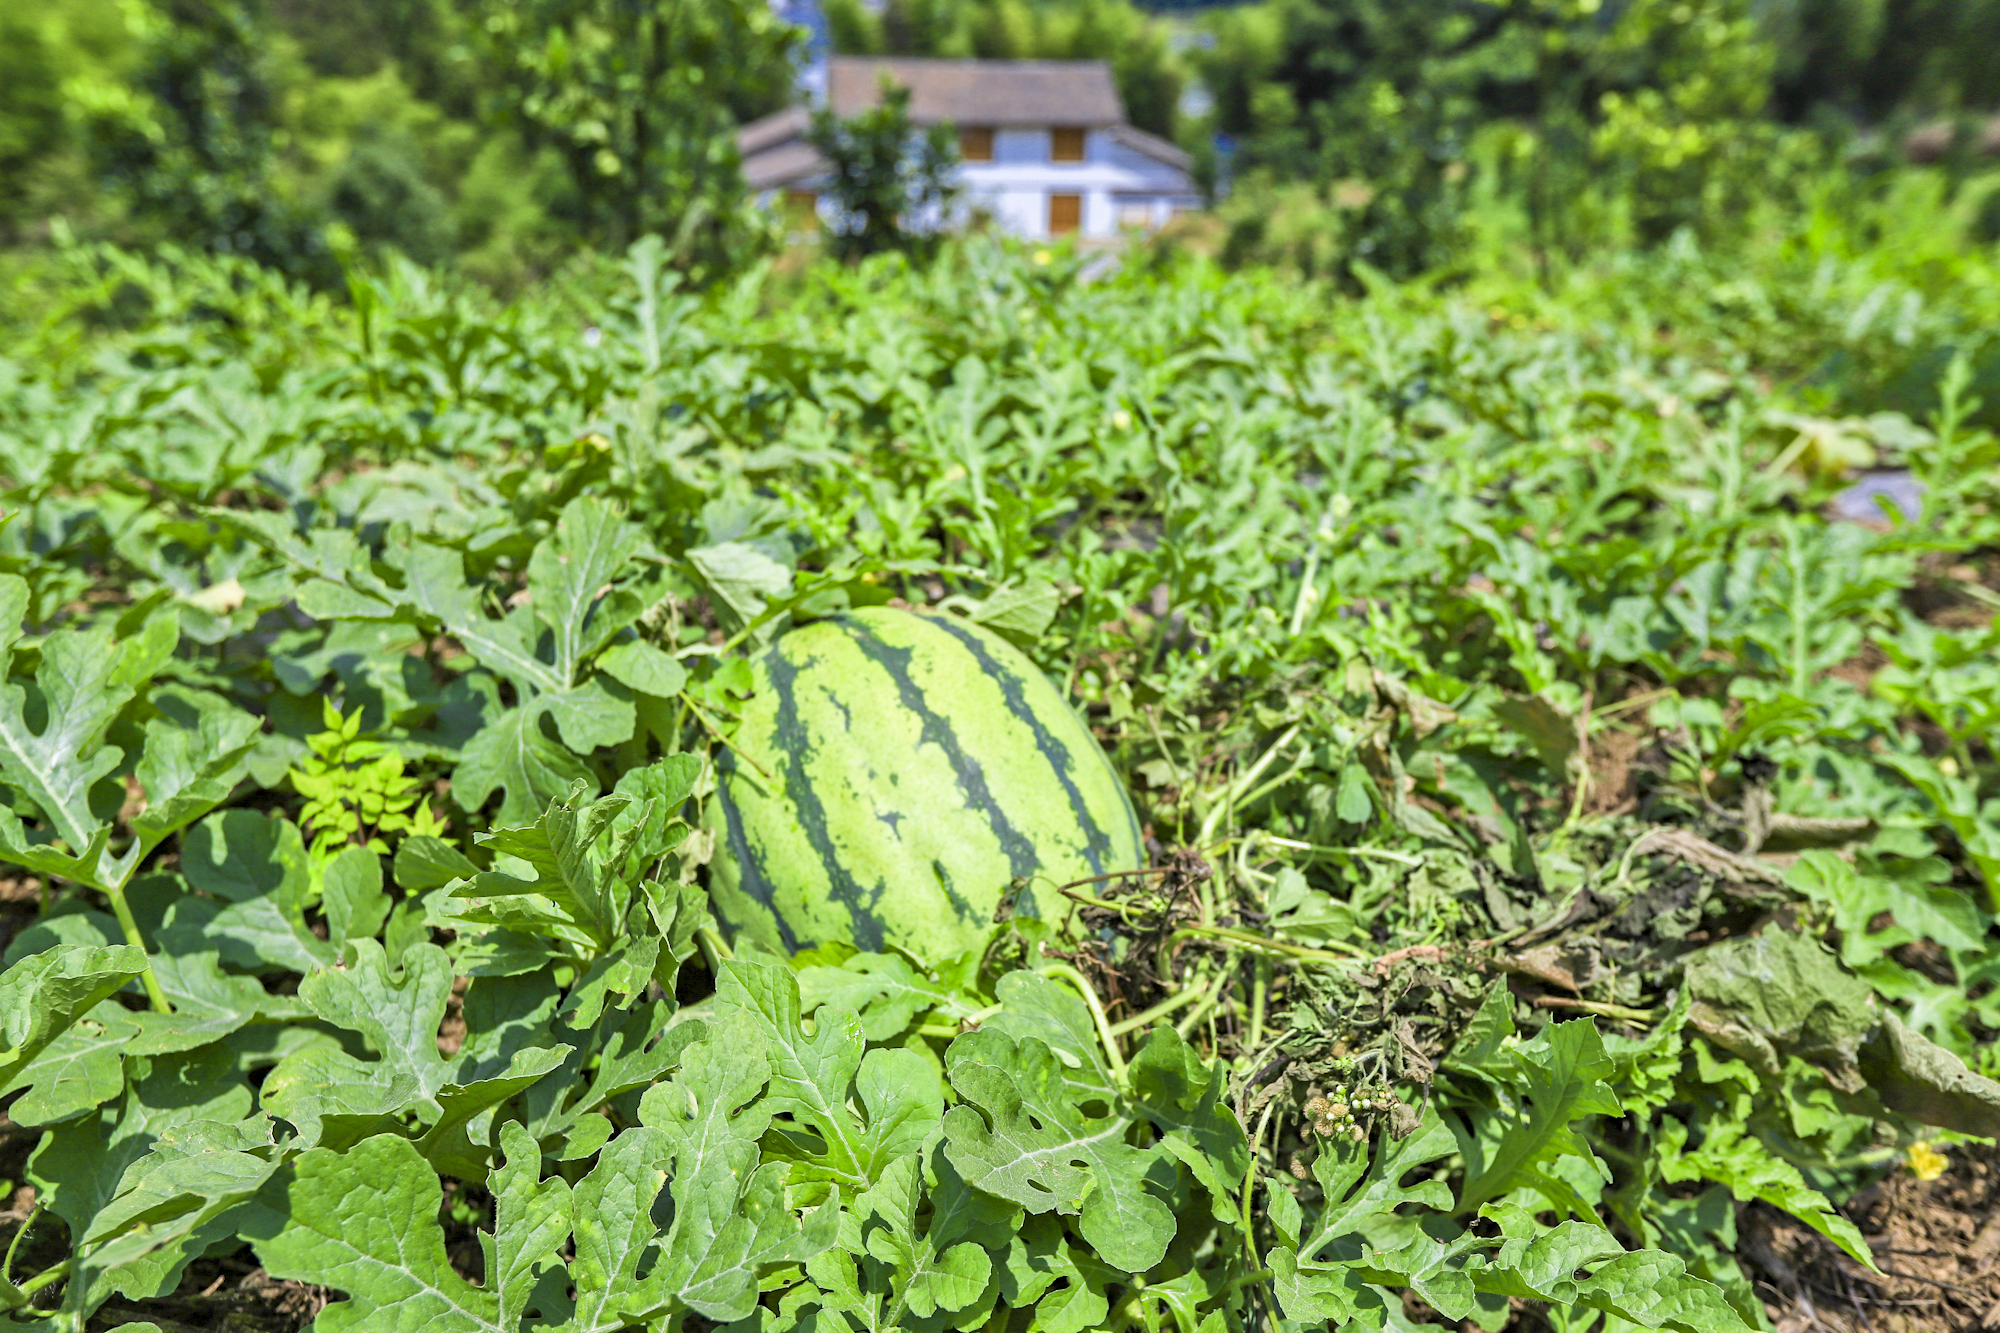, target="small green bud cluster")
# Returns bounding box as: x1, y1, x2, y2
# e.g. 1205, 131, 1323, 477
1302, 1083, 1403, 1144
